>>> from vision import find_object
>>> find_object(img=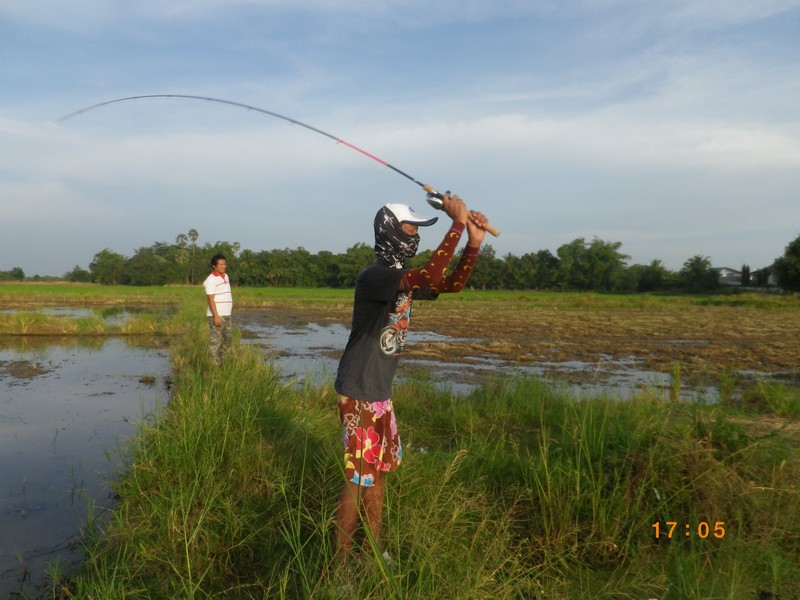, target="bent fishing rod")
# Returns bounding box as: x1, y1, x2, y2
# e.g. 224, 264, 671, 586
58, 94, 499, 236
